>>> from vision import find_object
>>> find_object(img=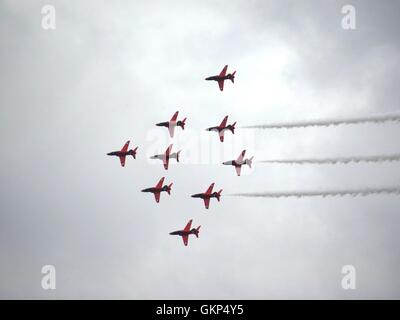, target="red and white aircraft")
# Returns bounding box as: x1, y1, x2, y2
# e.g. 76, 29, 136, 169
223, 150, 254, 176
141, 177, 172, 203
206, 115, 236, 142
205, 65, 236, 91
107, 140, 138, 167
169, 219, 201, 246
191, 183, 222, 209
156, 111, 187, 138
150, 144, 181, 170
